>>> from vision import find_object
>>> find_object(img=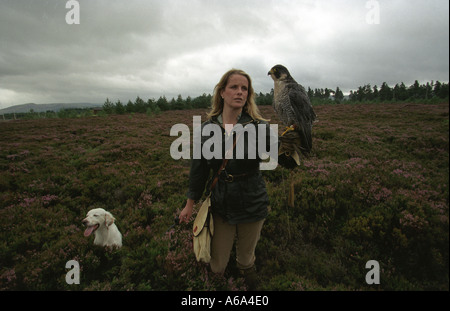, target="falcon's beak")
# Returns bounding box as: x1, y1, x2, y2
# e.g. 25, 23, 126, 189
267, 69, 272, 75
